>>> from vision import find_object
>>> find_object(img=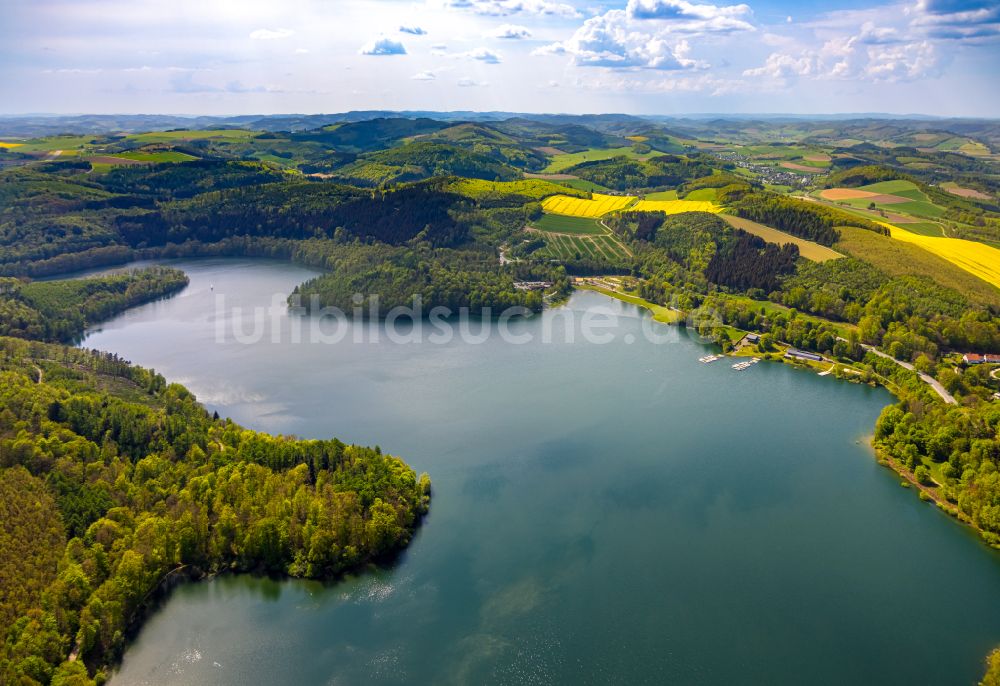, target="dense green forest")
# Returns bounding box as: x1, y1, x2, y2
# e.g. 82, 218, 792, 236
0, 337, 430, 685
0, 268, 188, 342
332, 141, 520, 186
608, 211, 799, 293
566, 153, 717, 191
